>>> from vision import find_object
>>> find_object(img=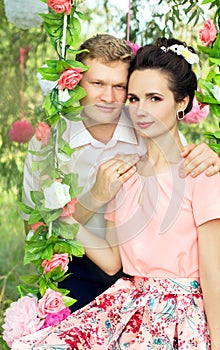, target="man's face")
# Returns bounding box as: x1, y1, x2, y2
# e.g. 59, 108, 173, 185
80, 58, 129, 127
